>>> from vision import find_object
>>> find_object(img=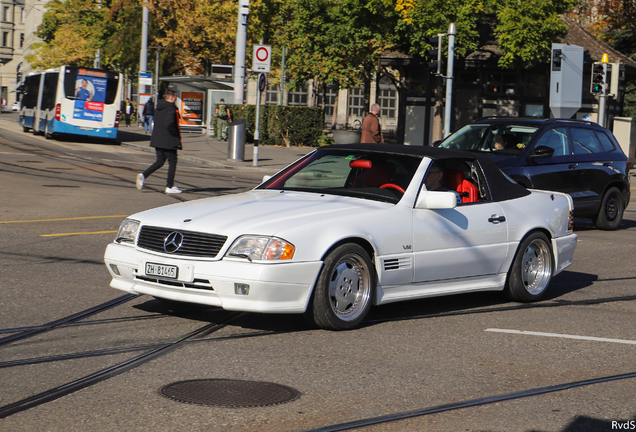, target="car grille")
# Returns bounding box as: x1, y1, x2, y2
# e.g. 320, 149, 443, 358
137, 226, 227, 258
